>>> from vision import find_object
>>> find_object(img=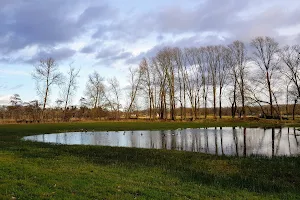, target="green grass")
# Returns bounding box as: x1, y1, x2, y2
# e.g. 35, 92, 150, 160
1, 120, 300, 199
